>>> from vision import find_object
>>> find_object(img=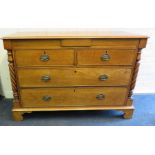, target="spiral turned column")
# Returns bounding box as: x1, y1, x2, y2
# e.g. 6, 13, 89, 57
129, 50, 141, 98
8, 50, 20, 106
